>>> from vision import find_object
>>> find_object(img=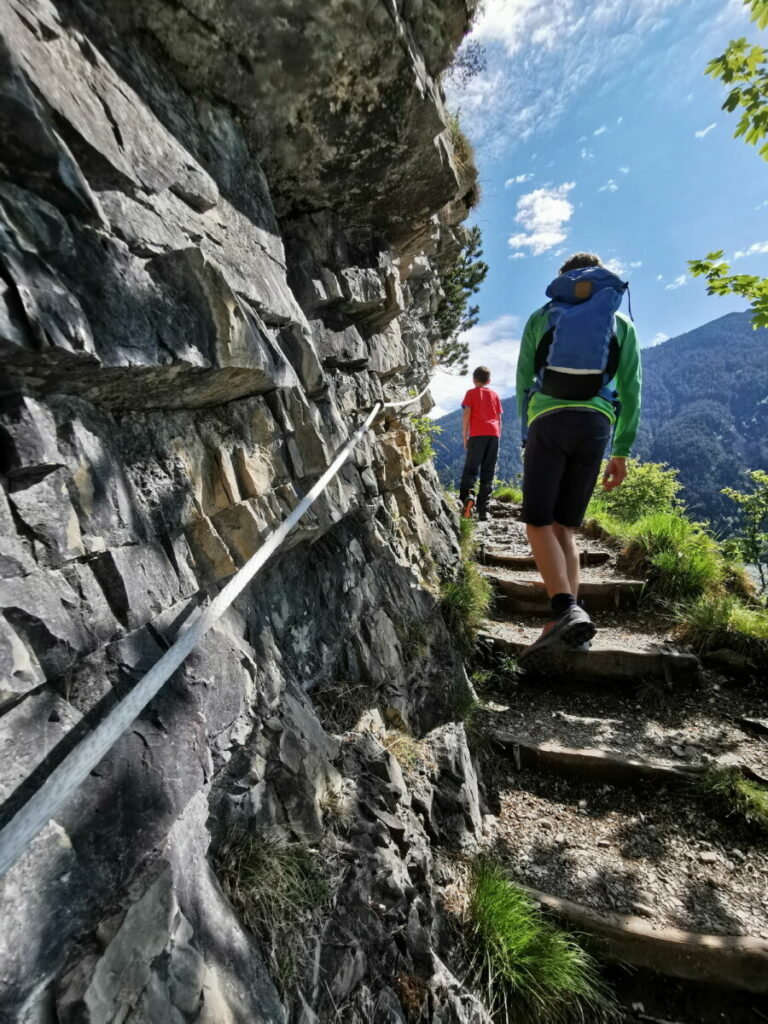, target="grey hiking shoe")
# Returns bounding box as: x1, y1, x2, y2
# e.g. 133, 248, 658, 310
520, 605, 596, 662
